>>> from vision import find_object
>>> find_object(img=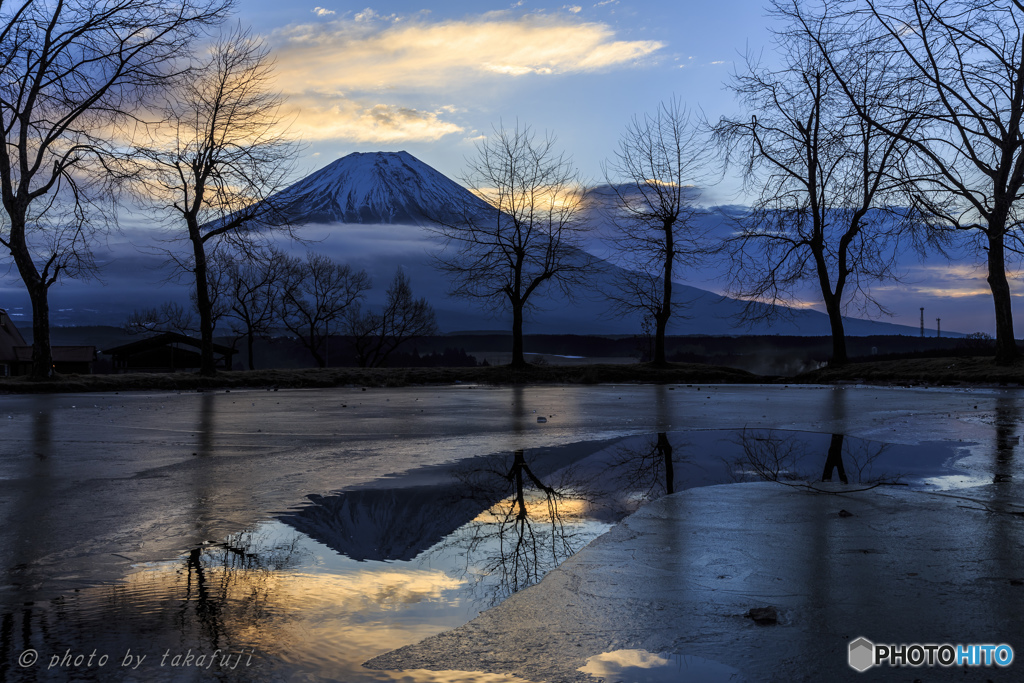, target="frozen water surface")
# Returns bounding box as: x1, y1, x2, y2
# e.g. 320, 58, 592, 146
0, 384, 1019, 680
